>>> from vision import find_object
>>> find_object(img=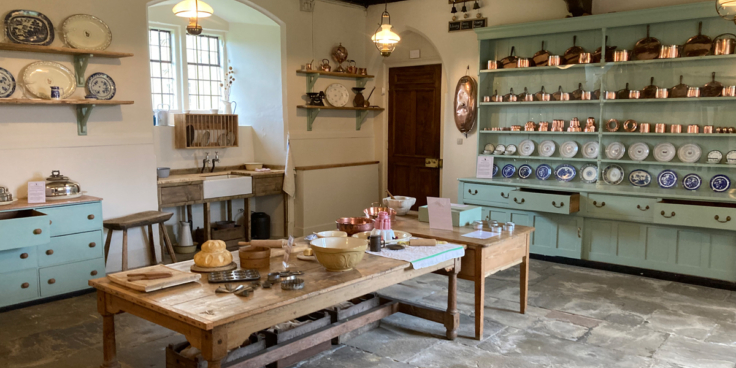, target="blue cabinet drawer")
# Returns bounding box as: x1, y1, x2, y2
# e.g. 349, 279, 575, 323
585, 194, 655, 222
506, 189, 580, 215
463, 183, 512, 205
0, 210, 50, 251
0, 268, 39, 308
38, 231, 103, 268
39, 258, 105, 297
40, 202, 102, 236
0, 246, 37, 272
